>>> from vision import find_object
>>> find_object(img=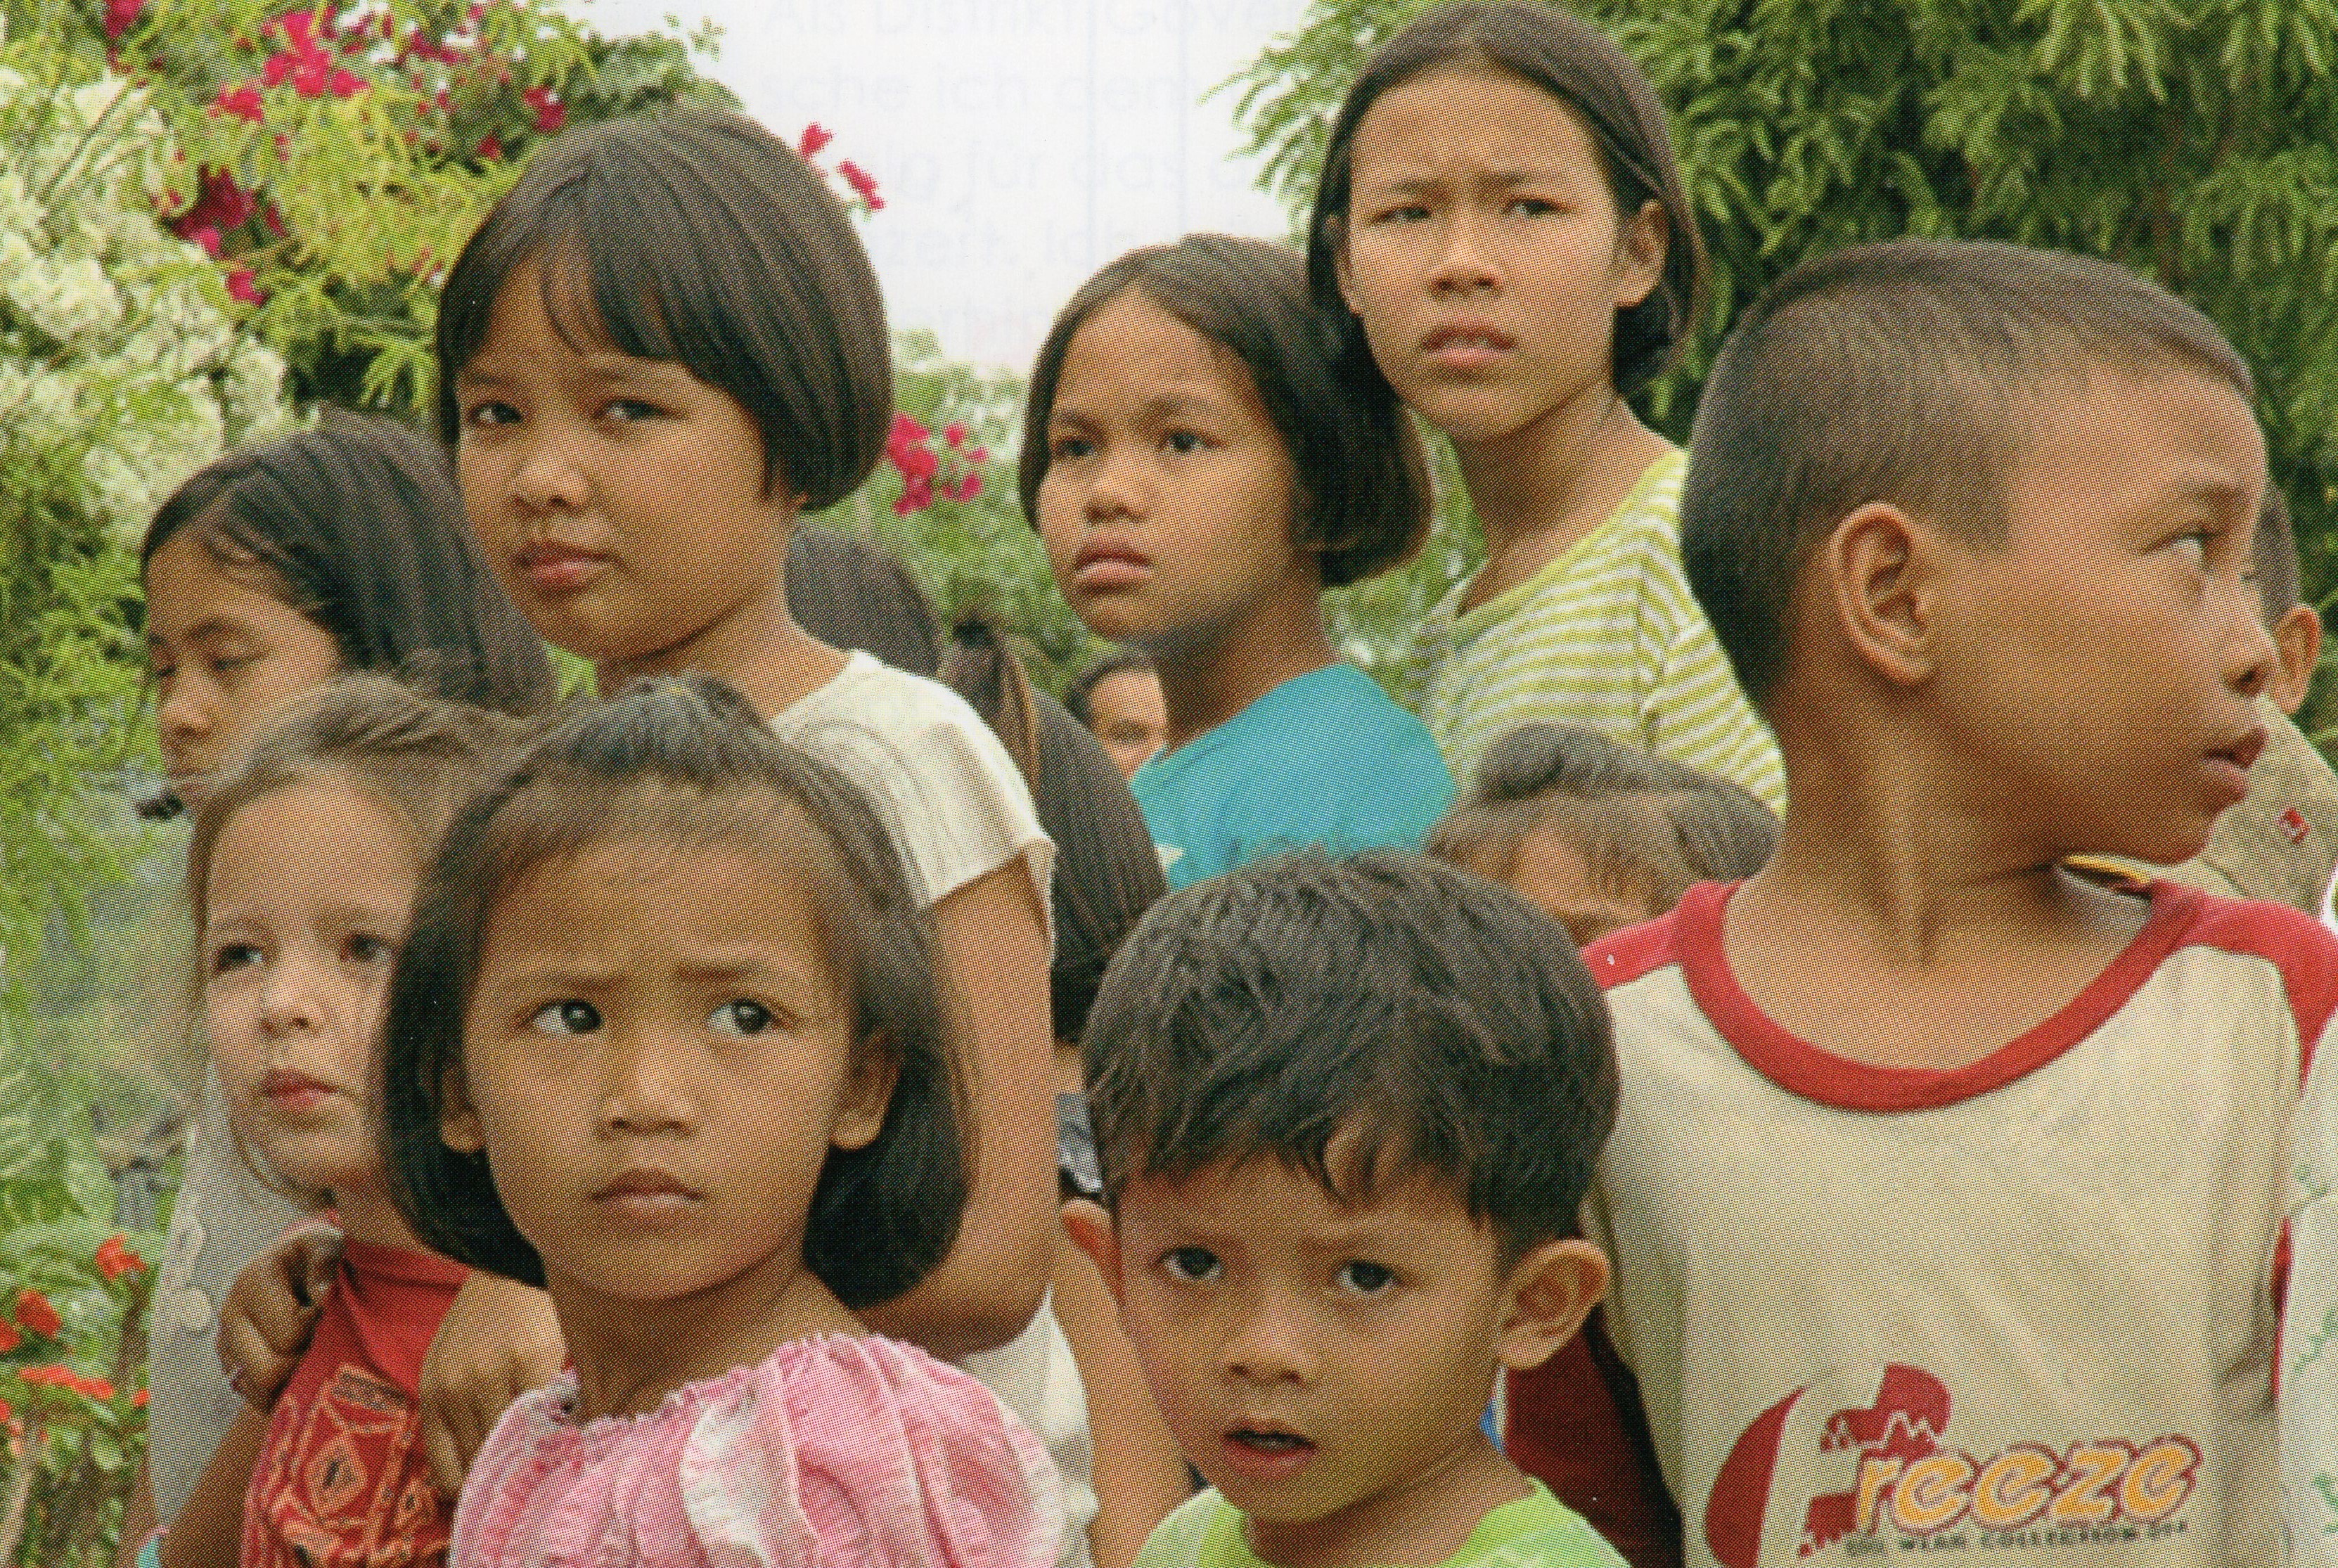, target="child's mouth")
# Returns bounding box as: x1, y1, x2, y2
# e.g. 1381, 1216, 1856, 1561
1228, 1427, 1313, 1456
